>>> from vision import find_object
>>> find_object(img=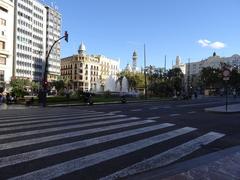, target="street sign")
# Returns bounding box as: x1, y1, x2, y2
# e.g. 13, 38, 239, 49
222, 69, 230, 81
223, 69, 230, 77
223, 77, 230, 81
